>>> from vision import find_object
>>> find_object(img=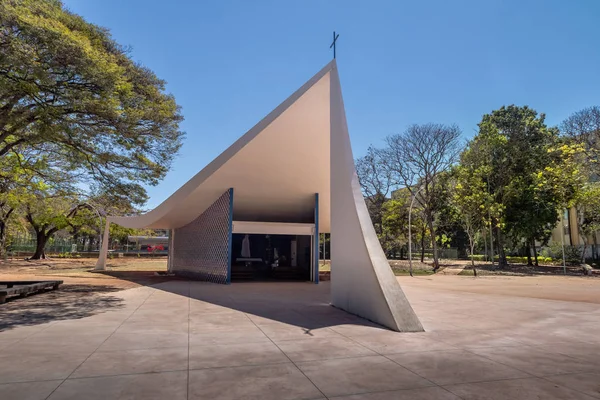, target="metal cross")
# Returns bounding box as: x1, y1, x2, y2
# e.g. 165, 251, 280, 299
330, 31, 339, 59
